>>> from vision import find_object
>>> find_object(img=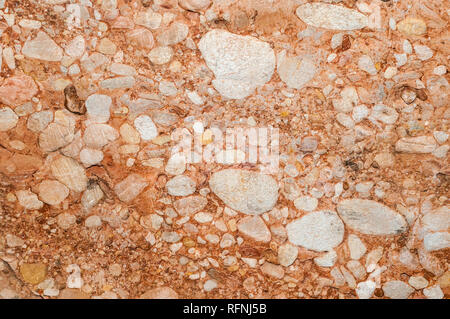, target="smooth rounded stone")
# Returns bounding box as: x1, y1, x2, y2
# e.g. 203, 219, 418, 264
408, 276, 428, 290
51, 156, 88, 192
166, 175, 196, 196
85, 215, 102, 228
134, 115, 157, 141
156, 22, 188, 46
127, 28, 155, 49
384, 66, 398, 79
80, 148, 104, 167
371, 104, 398, 124
294, 196, 318, 212
65, 35, 85, 58
356, 280, 376, 299
174, 195, 207, 216
83, 123, 118, 149
237, 215, 271, 243
422, 206, 450, 232
161, 231, 181, 243
38, 180, 69, 206
120, 123, 140, 144
57, 212, 76, 230
114, 174, 148, 203
27, 110, 53, 133
278, 243, 298, 267
423, 285, 444, 299
97, 38, 117, 55
140, 287, 178, 299
193, 212, 213, 223
0, 107, 18, 131
198, 29, 275, 99
22, 31, 63, 62
81, 184, 104, 211
0, 75, 38, 107
100, 76, 135, 89
413, 44, 433, 61
165, 152, 186, 175
179, 0, 211, 11
203, 279, 217, 292
39, 123, 74, 152
358, 55, 377, 75
148, 46, 173, 65
347, 234, 367, 260
423, 232, 450, 252
286, 211, 344, 252
85, 94, 112, 123
314, 250, 337, 267
209, 169, 278, 215
20, 263, 47, 285
336, 113, 355, 128
397, 17, 427, 36
337, 199, 407, 236
277, 51, 317, 90
296, 3, 368, 30
260, 262, 284, 279
110, 63, 137, 76
395, 136, 437, 154
16, 189, 43, 210
382, 281, 414, 299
